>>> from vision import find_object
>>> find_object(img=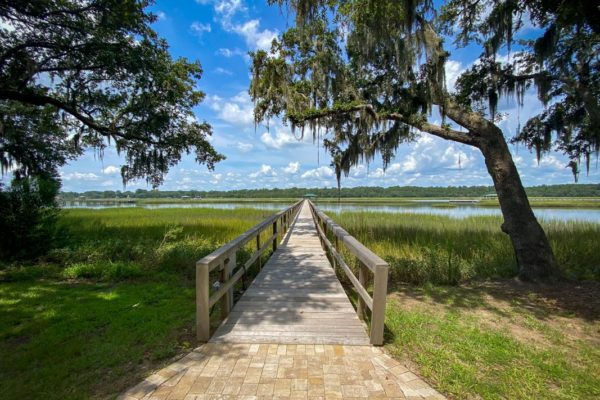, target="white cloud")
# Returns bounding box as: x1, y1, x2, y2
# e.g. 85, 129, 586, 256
261, 129, 300, 149
249, 164, 277, 178
283, 162, 300, 174
401, 154, 418, 172
155, 11, 166, 20
533, 155, 564, 170
369, 168, 385, 178
190, 22, 211, 37
231, 20, 277, 51
387, 163, 402, 172
61, 172, 101, 181
216, 48, 245, 57
102, 165, 120, 175
214, 67, 233, 75
236, 142, 253, 153
215, 0, 246, 21
301, 166, 333, 179
205, 91, 254, 126
445, 60, 463, 93
441, 145, 473, 169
